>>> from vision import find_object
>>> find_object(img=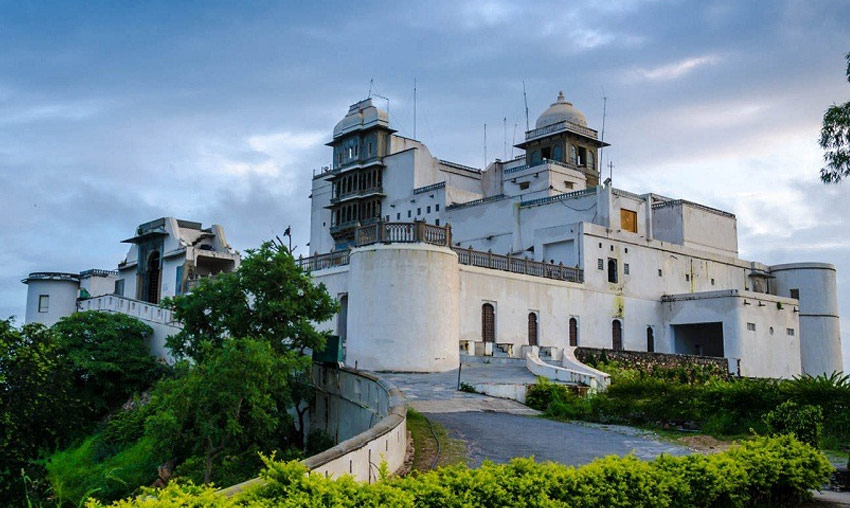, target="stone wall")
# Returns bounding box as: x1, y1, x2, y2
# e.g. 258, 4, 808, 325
220, 365, 407, 496
575, 347, 730, 379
